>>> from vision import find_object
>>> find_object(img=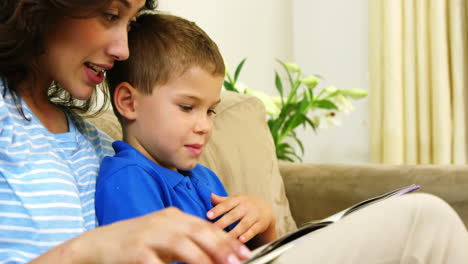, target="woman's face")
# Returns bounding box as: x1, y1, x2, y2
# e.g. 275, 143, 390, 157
39, 0, 145, 100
